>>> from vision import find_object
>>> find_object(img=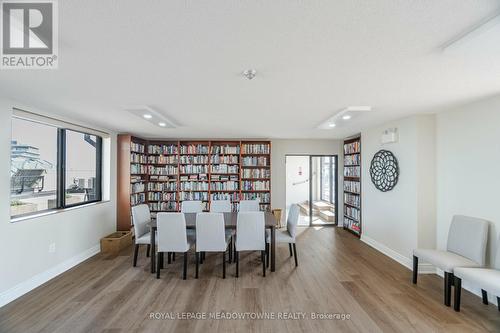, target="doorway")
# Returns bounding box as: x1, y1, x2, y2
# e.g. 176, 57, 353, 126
285, 155, 338, 226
